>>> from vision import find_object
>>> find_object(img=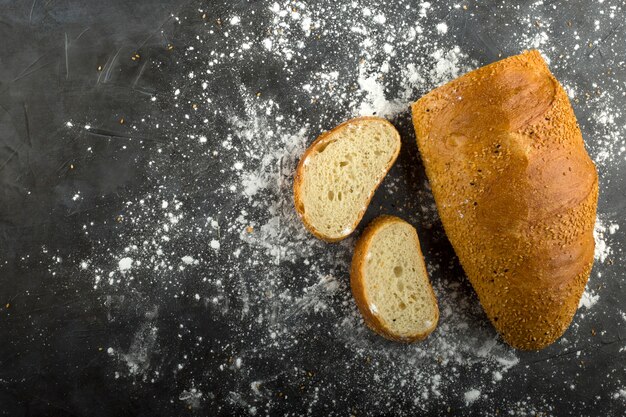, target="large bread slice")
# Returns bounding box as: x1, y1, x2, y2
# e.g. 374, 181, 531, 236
351, 215, 439, 342
411, 50, 598, 350
294, 117, 401, 242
